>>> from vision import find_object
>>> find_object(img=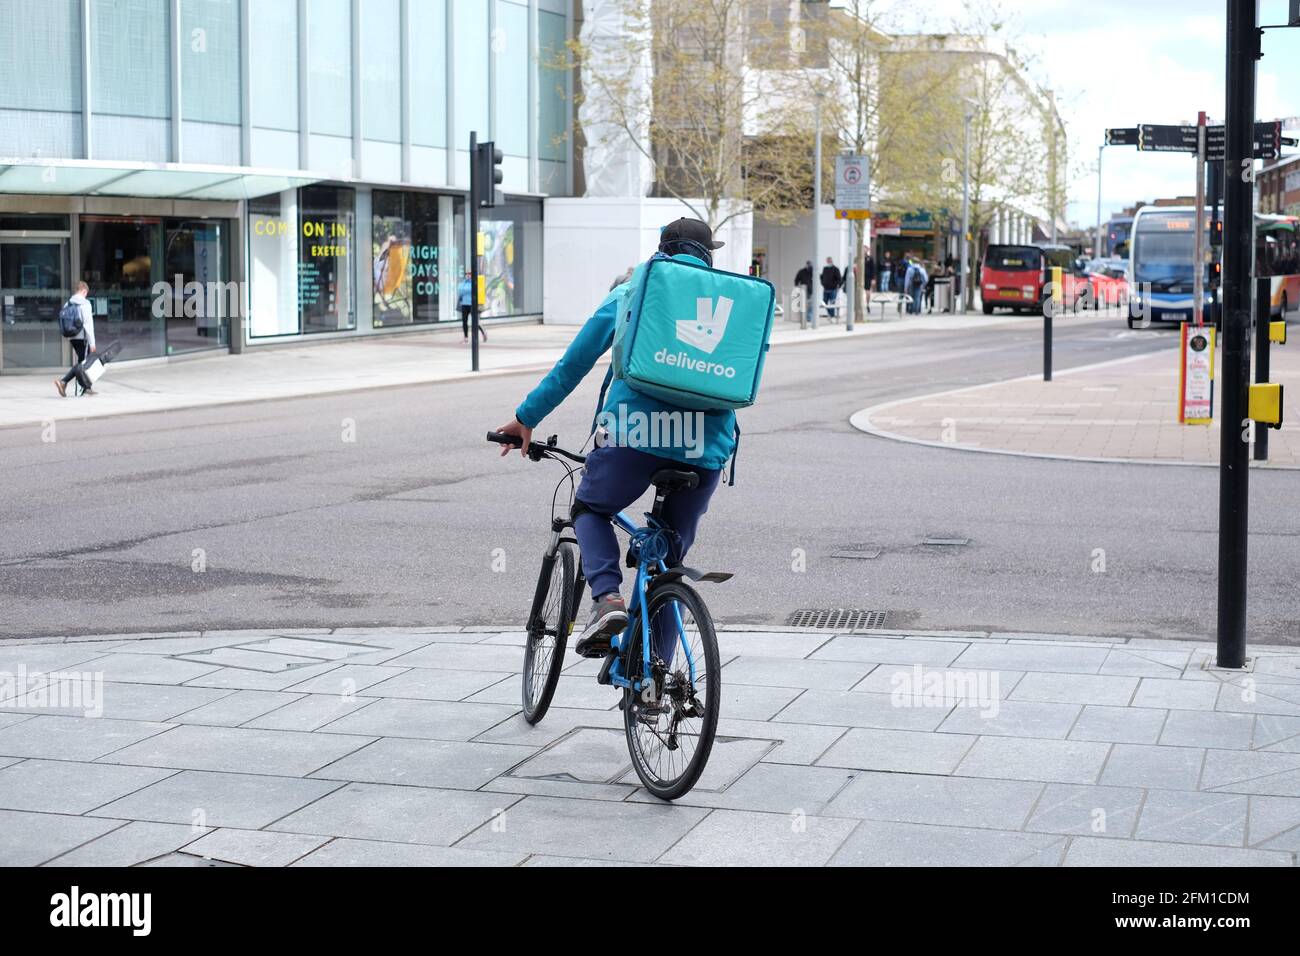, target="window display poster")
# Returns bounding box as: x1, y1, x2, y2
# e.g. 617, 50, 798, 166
372, 206, 442, 327
481, 220, 515, 317
372, 218, 413, 326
